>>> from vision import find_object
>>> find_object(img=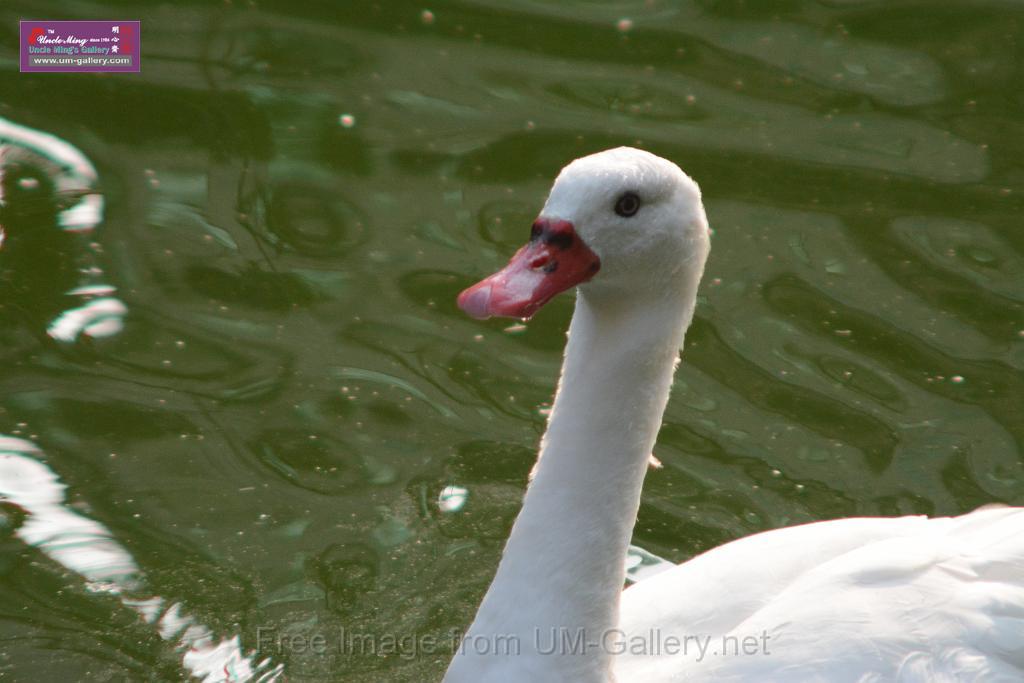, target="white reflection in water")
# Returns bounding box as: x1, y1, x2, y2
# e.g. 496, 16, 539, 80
624, 544, 674, 586
0, 117, 101, 231
438, 484, 469, 513
47, 296, 128, 342
0, 435, 281, 682
0, 117, 126, 342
